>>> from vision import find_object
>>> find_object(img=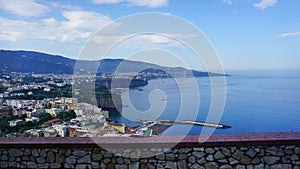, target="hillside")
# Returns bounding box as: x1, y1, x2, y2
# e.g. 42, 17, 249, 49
0, 50, 226, 77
